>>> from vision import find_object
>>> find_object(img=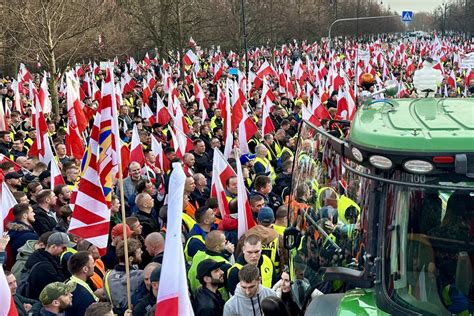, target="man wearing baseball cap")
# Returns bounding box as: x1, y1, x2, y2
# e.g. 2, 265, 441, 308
4, 171, 23, 192
39, 281, 75, 315
23, 232, 72, 300
193, 259, 226, 316
102, 223, 133, 269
